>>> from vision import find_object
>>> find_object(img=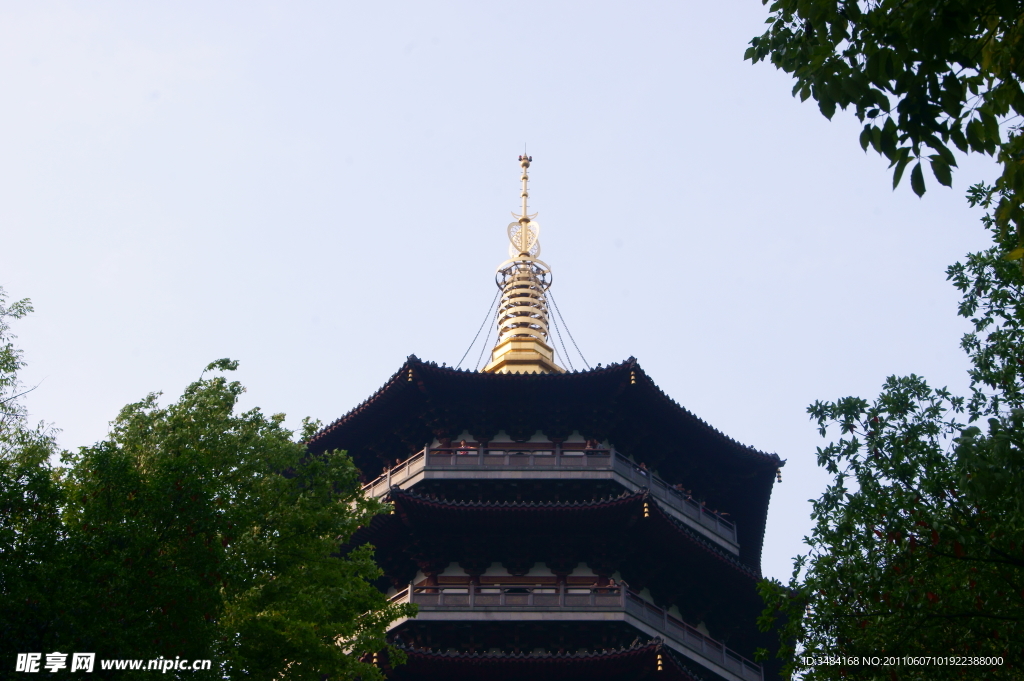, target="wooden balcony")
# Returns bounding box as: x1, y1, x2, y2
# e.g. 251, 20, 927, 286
388, 583, 763, 681
362, 445, 739, 552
